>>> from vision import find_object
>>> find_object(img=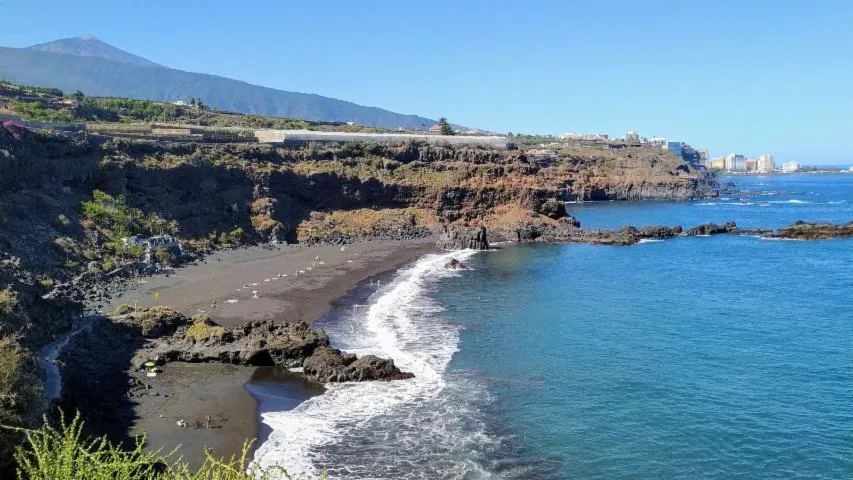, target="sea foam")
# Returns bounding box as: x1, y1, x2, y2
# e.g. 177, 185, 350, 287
253, 250, 487, 478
